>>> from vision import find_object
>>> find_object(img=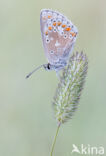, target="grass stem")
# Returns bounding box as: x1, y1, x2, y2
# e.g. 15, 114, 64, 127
50, 124, 60, 156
